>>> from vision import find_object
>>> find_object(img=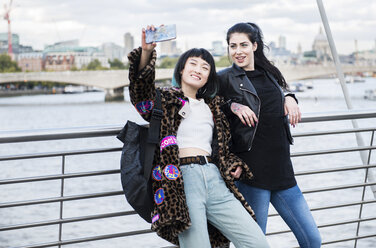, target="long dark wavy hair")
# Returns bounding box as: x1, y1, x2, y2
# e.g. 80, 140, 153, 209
226, 22, 288, 89
173, 48, 218, 99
